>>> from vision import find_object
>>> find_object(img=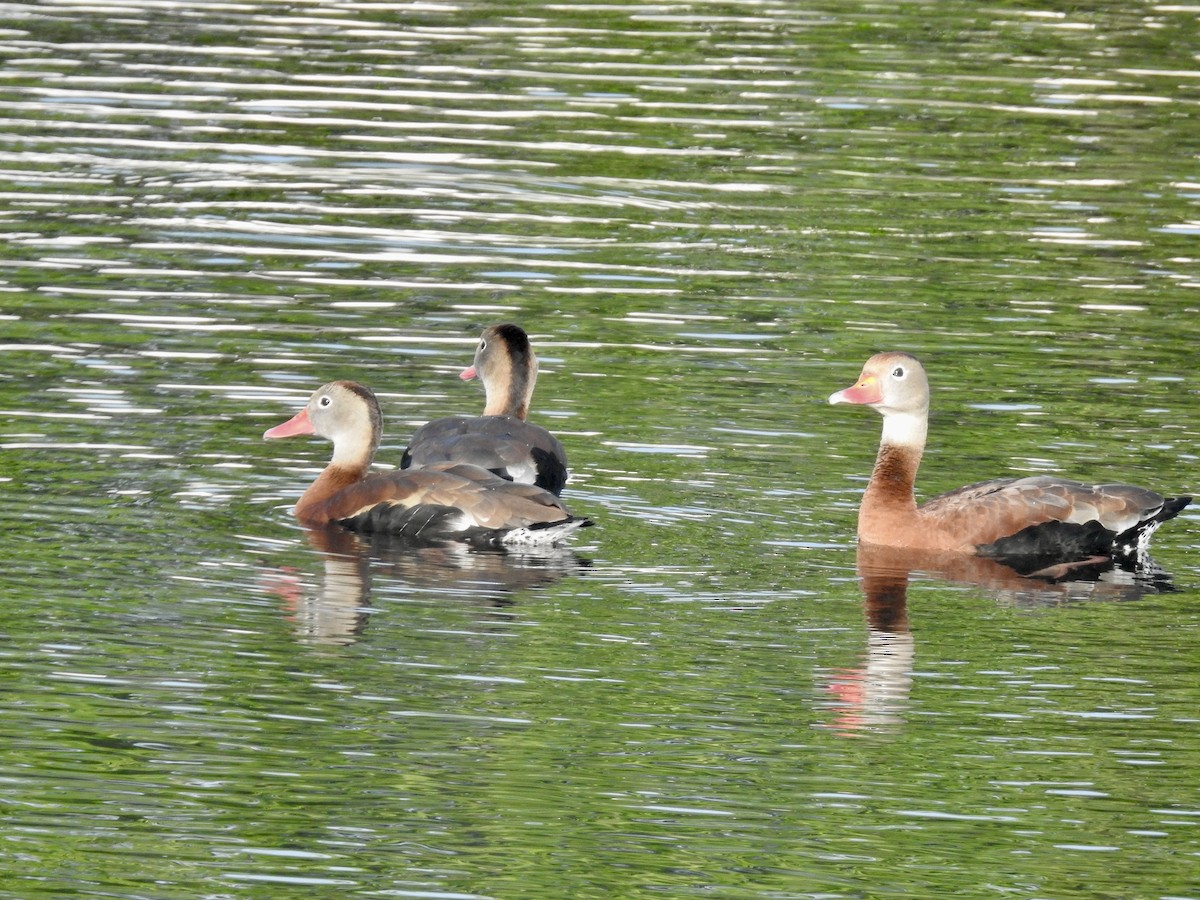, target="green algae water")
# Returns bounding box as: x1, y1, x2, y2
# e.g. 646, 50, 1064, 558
0, 1, 1198, 897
